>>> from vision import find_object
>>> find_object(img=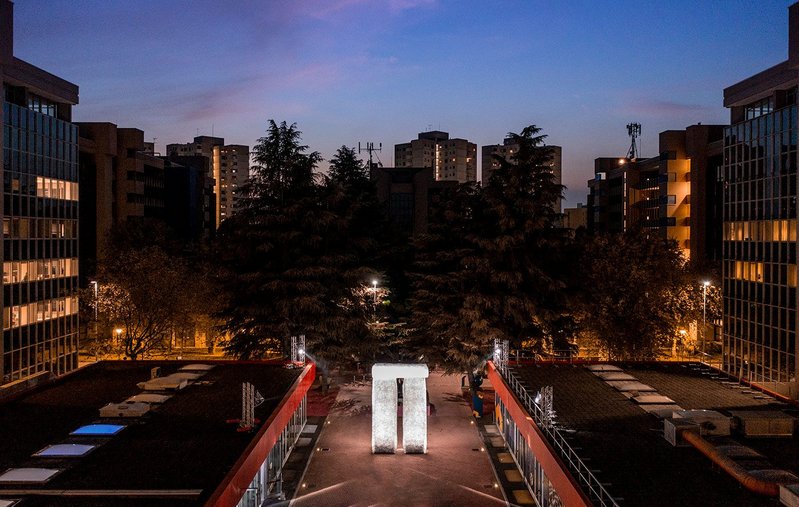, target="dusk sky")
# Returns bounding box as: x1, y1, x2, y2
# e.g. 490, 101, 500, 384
11, 0, 792, 207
